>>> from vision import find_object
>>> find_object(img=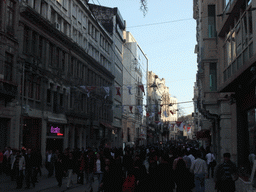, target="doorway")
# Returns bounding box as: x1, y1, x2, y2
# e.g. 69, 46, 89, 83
46, 138, 63, 152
